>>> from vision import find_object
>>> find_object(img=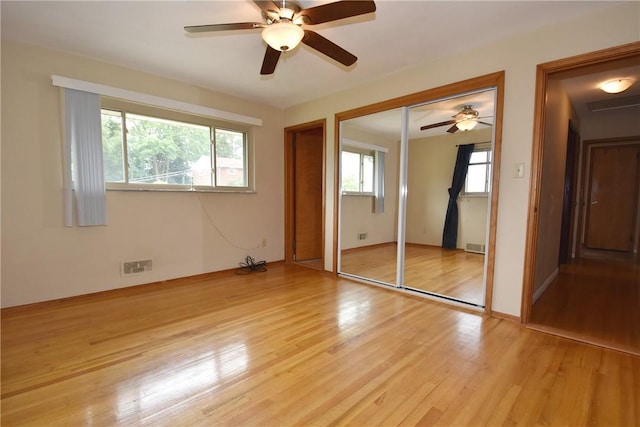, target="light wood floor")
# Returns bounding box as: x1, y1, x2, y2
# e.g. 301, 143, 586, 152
2, 263, 638, 426
341, 244, 485, 305
530, 253, 640, 355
